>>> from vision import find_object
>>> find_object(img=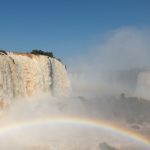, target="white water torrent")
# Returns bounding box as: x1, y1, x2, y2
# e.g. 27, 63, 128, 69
0, 52, 70, 103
